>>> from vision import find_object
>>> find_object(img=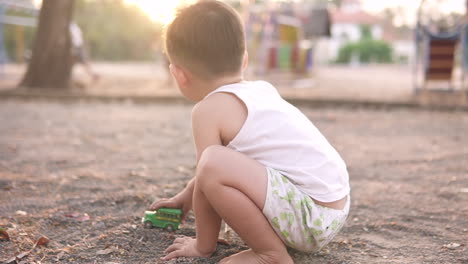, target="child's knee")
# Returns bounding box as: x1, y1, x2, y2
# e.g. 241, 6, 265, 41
196, 145, 226, 186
